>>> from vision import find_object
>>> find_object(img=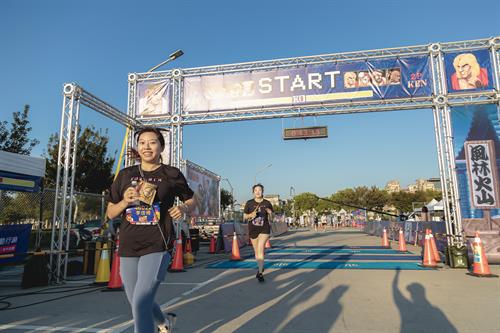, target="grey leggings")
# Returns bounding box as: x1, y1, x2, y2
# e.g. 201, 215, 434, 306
120, 251, 171, 333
